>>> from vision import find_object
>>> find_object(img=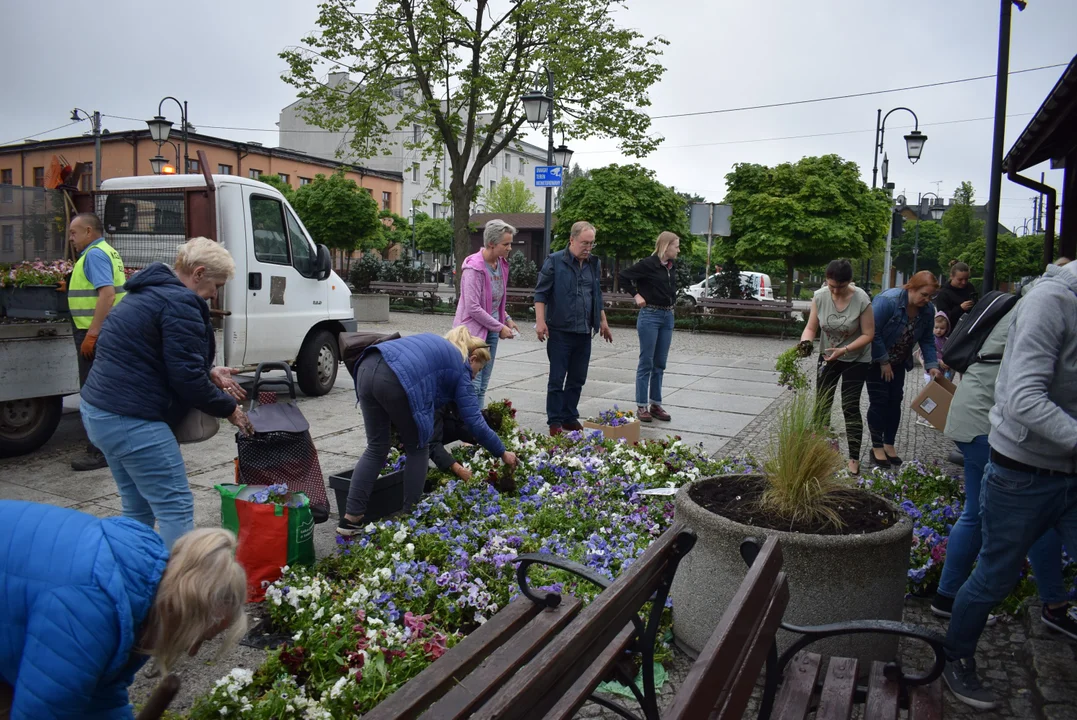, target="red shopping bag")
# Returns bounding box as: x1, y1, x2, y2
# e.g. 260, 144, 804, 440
234, 501, 289, 602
